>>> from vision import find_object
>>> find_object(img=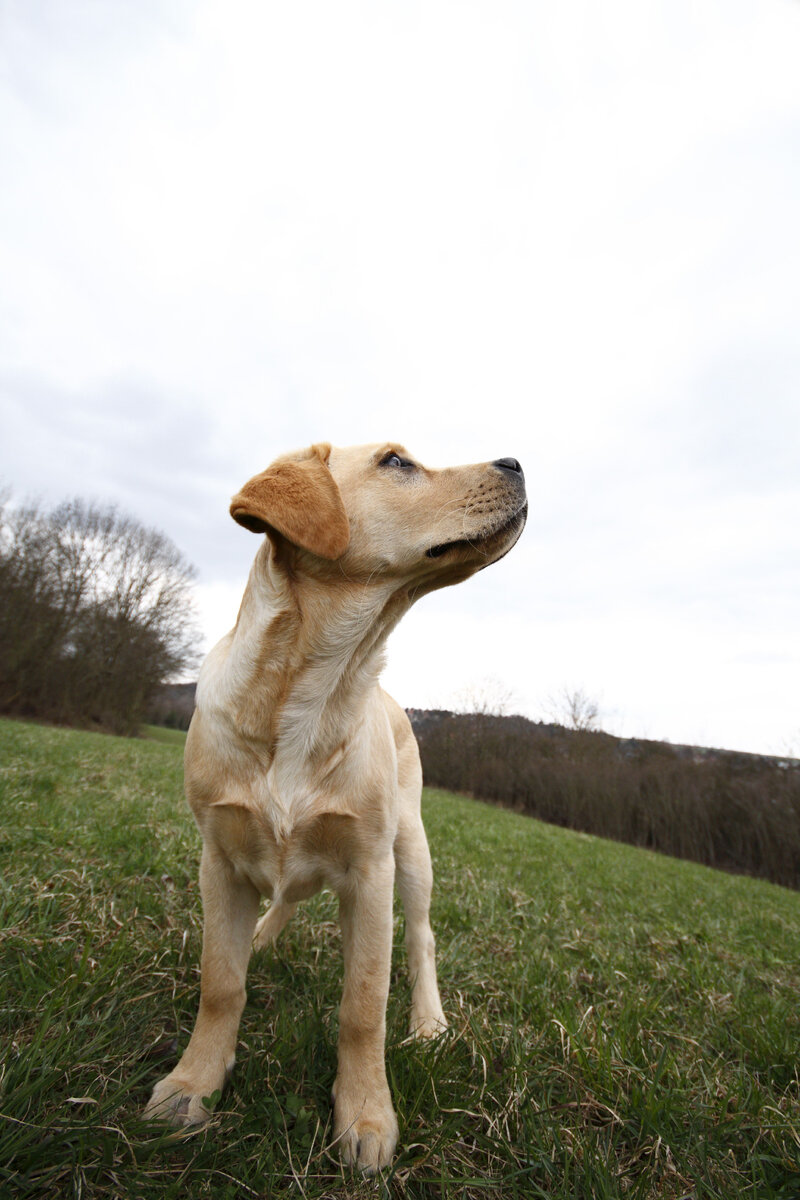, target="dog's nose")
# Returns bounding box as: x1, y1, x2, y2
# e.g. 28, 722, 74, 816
493, 457, 523, 477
